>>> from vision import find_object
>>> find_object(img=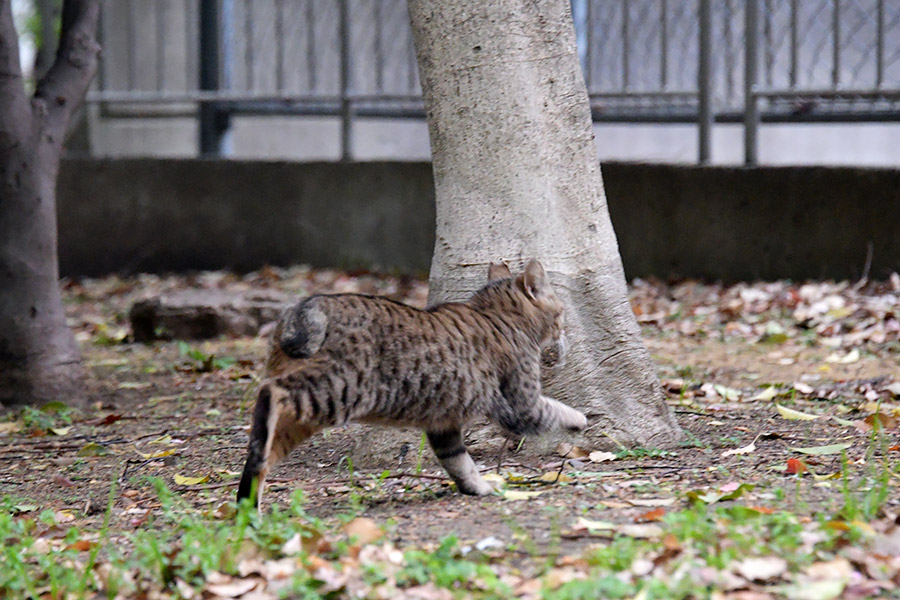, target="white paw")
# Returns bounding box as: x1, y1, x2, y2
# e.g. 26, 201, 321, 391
456, 475, 497, 496
565, 409, 588, 432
